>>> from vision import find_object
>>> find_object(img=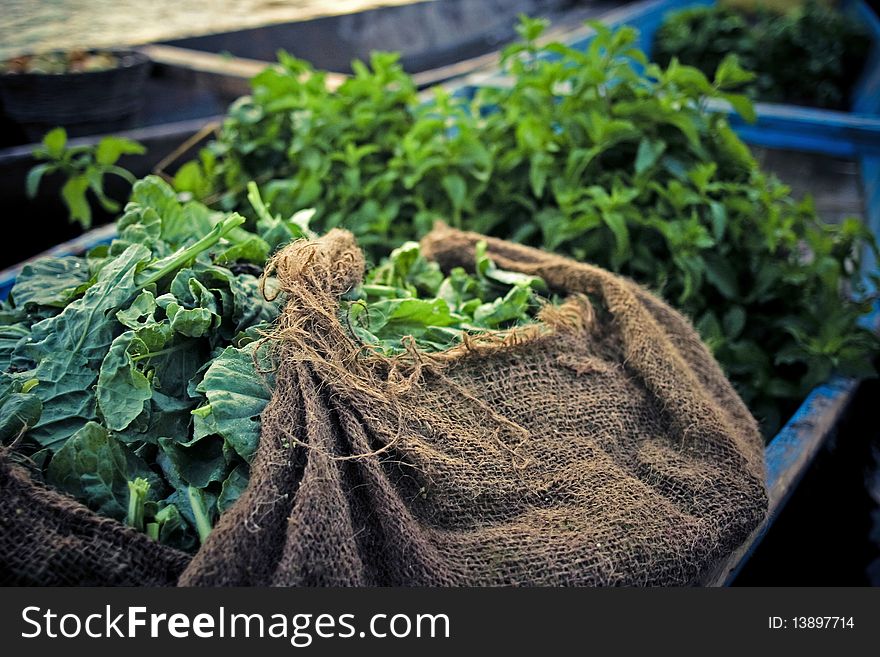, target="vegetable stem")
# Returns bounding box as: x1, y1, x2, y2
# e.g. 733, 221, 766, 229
187, 485, 213, 544
126, 477, 150, 532
131, 341, 192, 363
137, 214, 246, 288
